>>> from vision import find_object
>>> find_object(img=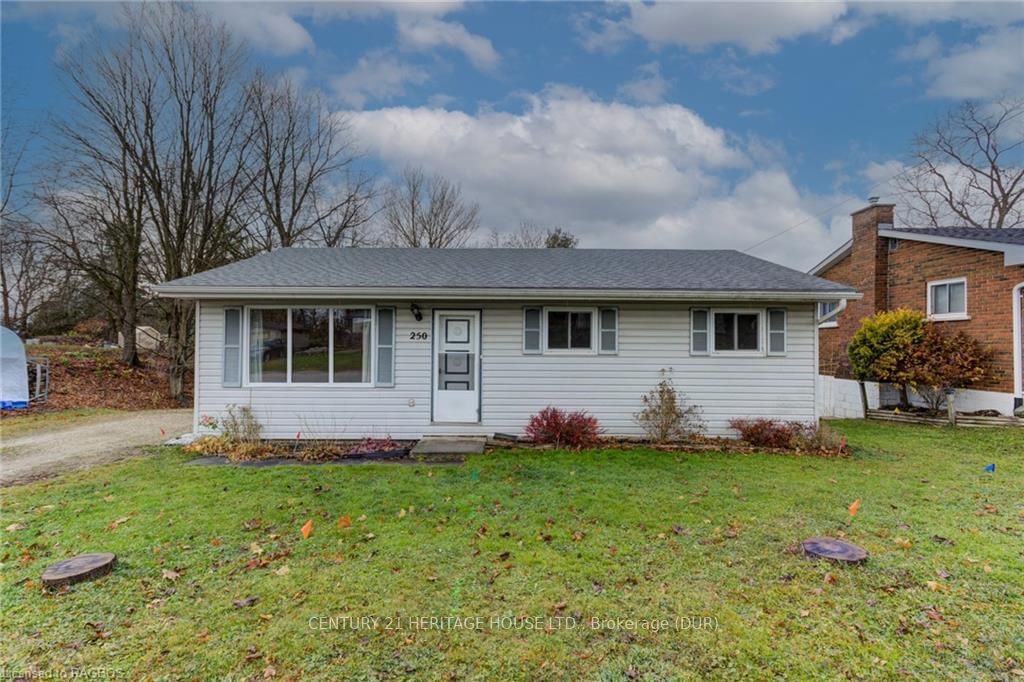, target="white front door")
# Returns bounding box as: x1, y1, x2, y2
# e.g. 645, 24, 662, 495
432, 311, 481, 423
